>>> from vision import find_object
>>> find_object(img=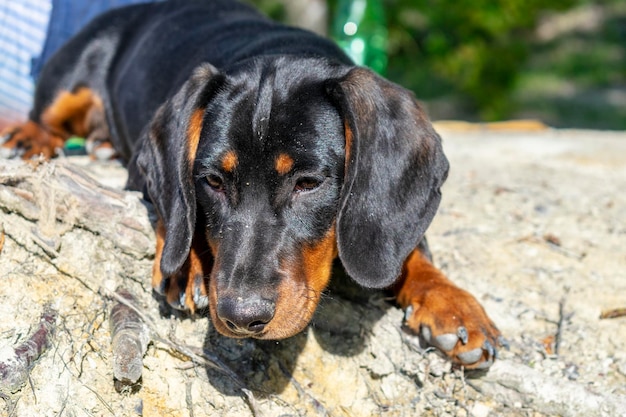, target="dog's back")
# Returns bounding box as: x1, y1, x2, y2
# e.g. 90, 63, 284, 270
35, 0, 350, 158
